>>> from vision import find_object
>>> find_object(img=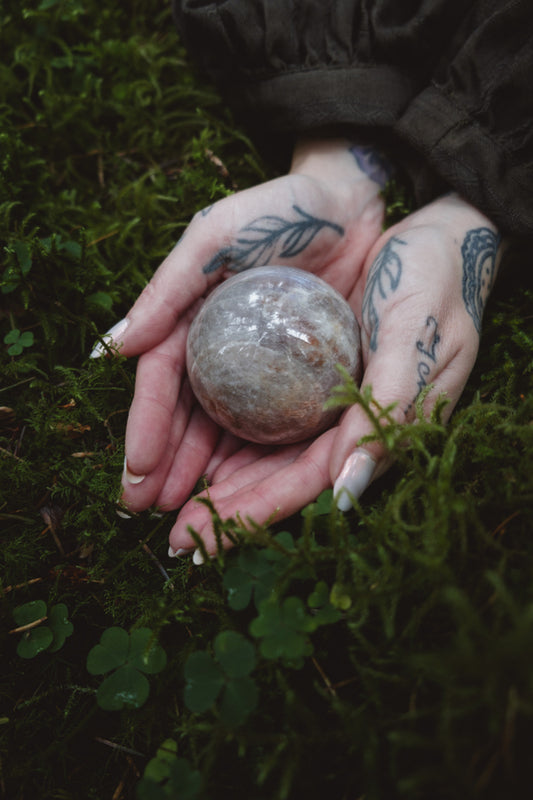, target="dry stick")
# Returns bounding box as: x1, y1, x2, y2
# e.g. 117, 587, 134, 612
311, 657, 337, 698
9, 616, 47, 635
139, 540, 174, 588
3, 577, 43, 594
94, 737, 145, 758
